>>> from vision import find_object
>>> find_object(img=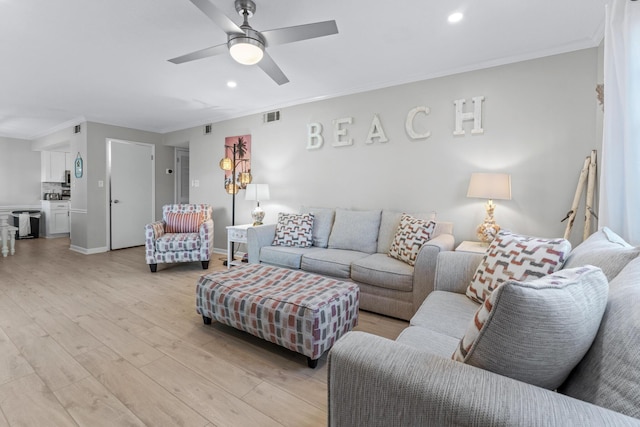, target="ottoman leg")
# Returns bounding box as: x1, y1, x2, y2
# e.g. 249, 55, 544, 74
149, 263, 157, 273
307, 357, 318, 369
202, 316, 212, 325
